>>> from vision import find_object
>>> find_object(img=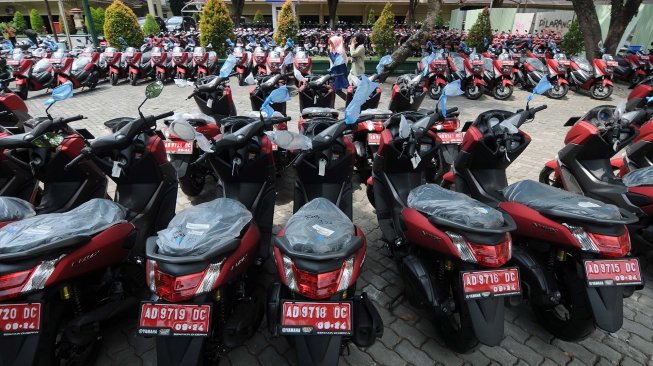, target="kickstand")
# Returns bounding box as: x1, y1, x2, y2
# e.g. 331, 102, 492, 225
388, 291, 405, 314
382, 240, 394, 258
